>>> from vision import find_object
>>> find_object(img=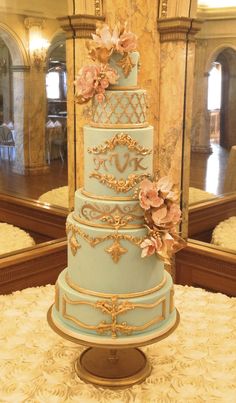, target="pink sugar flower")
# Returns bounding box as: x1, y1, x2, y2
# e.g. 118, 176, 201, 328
156, 176, 177, 201
117, 31, 137, 53
92, 24, 119, 51
152, 205, 168, 225
162, 203, 181, 225
140, 236, 162, 258
139, 179, 164, 211
75, 65, 99, 100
